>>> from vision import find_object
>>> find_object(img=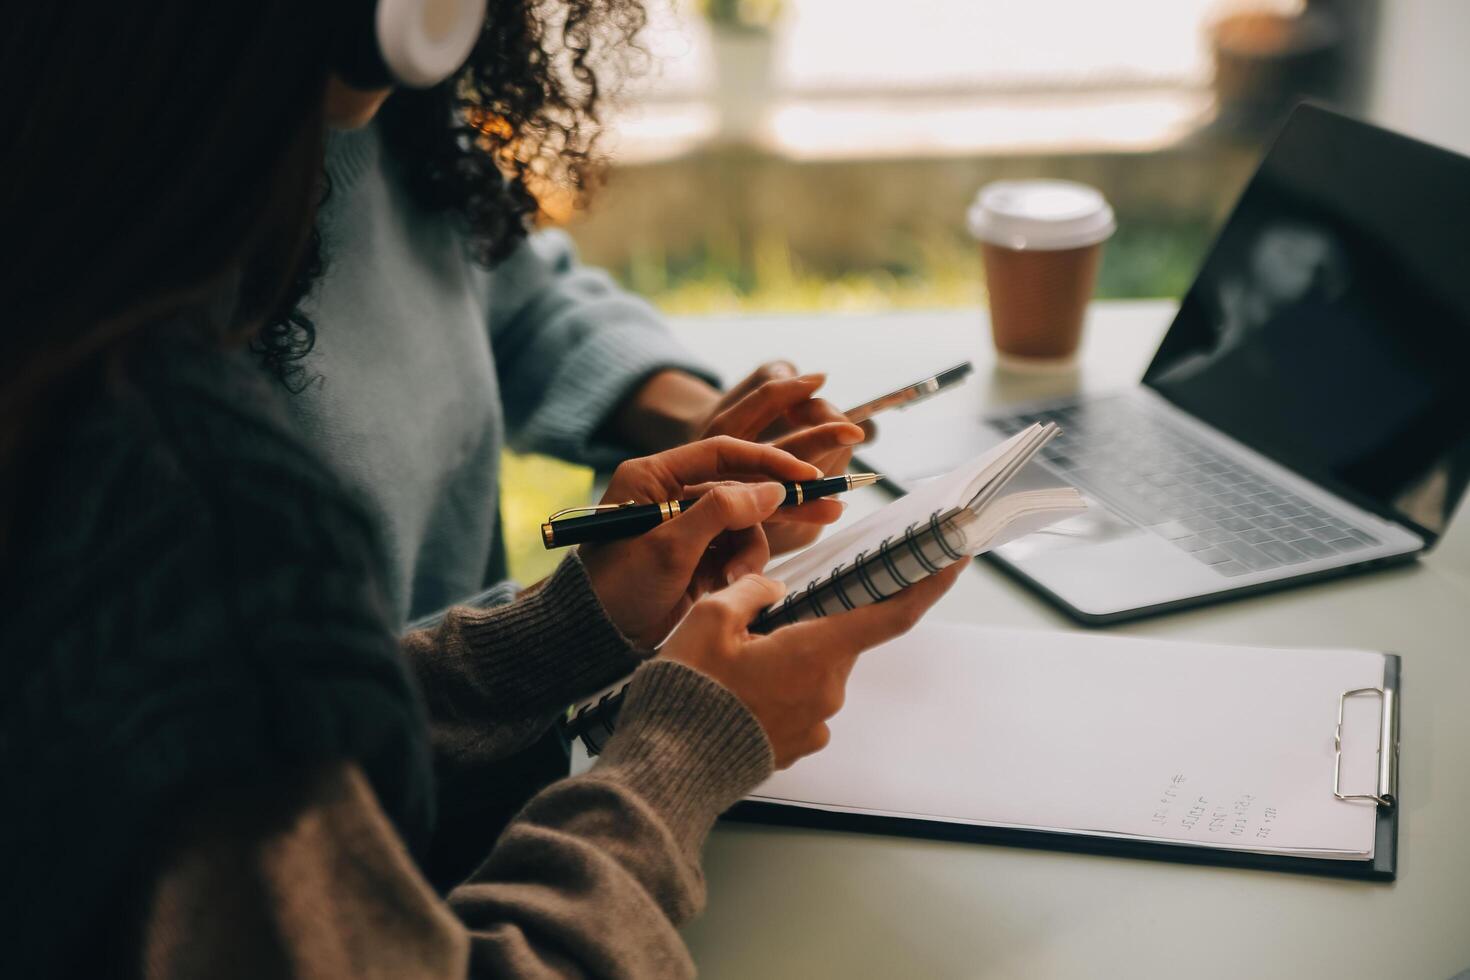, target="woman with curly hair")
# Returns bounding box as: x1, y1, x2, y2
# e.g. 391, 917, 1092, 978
289, 0, 864, 630
297, 0, 870, 887
0, 2, 959, 976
